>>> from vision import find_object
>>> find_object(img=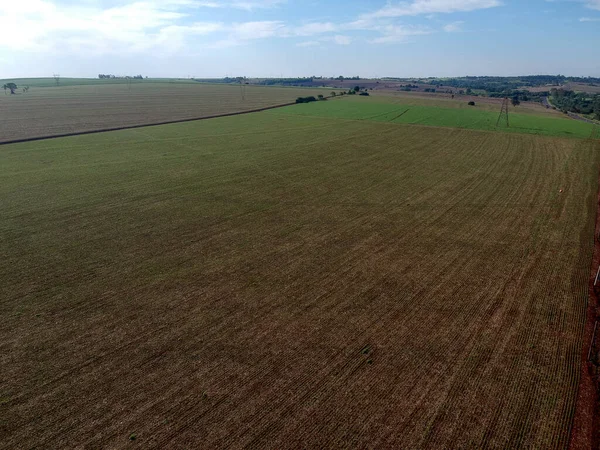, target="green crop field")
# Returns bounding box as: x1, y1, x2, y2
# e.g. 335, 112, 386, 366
2, 100, 599, 448
0, 82, 335, 143
284, 95, 595, 139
